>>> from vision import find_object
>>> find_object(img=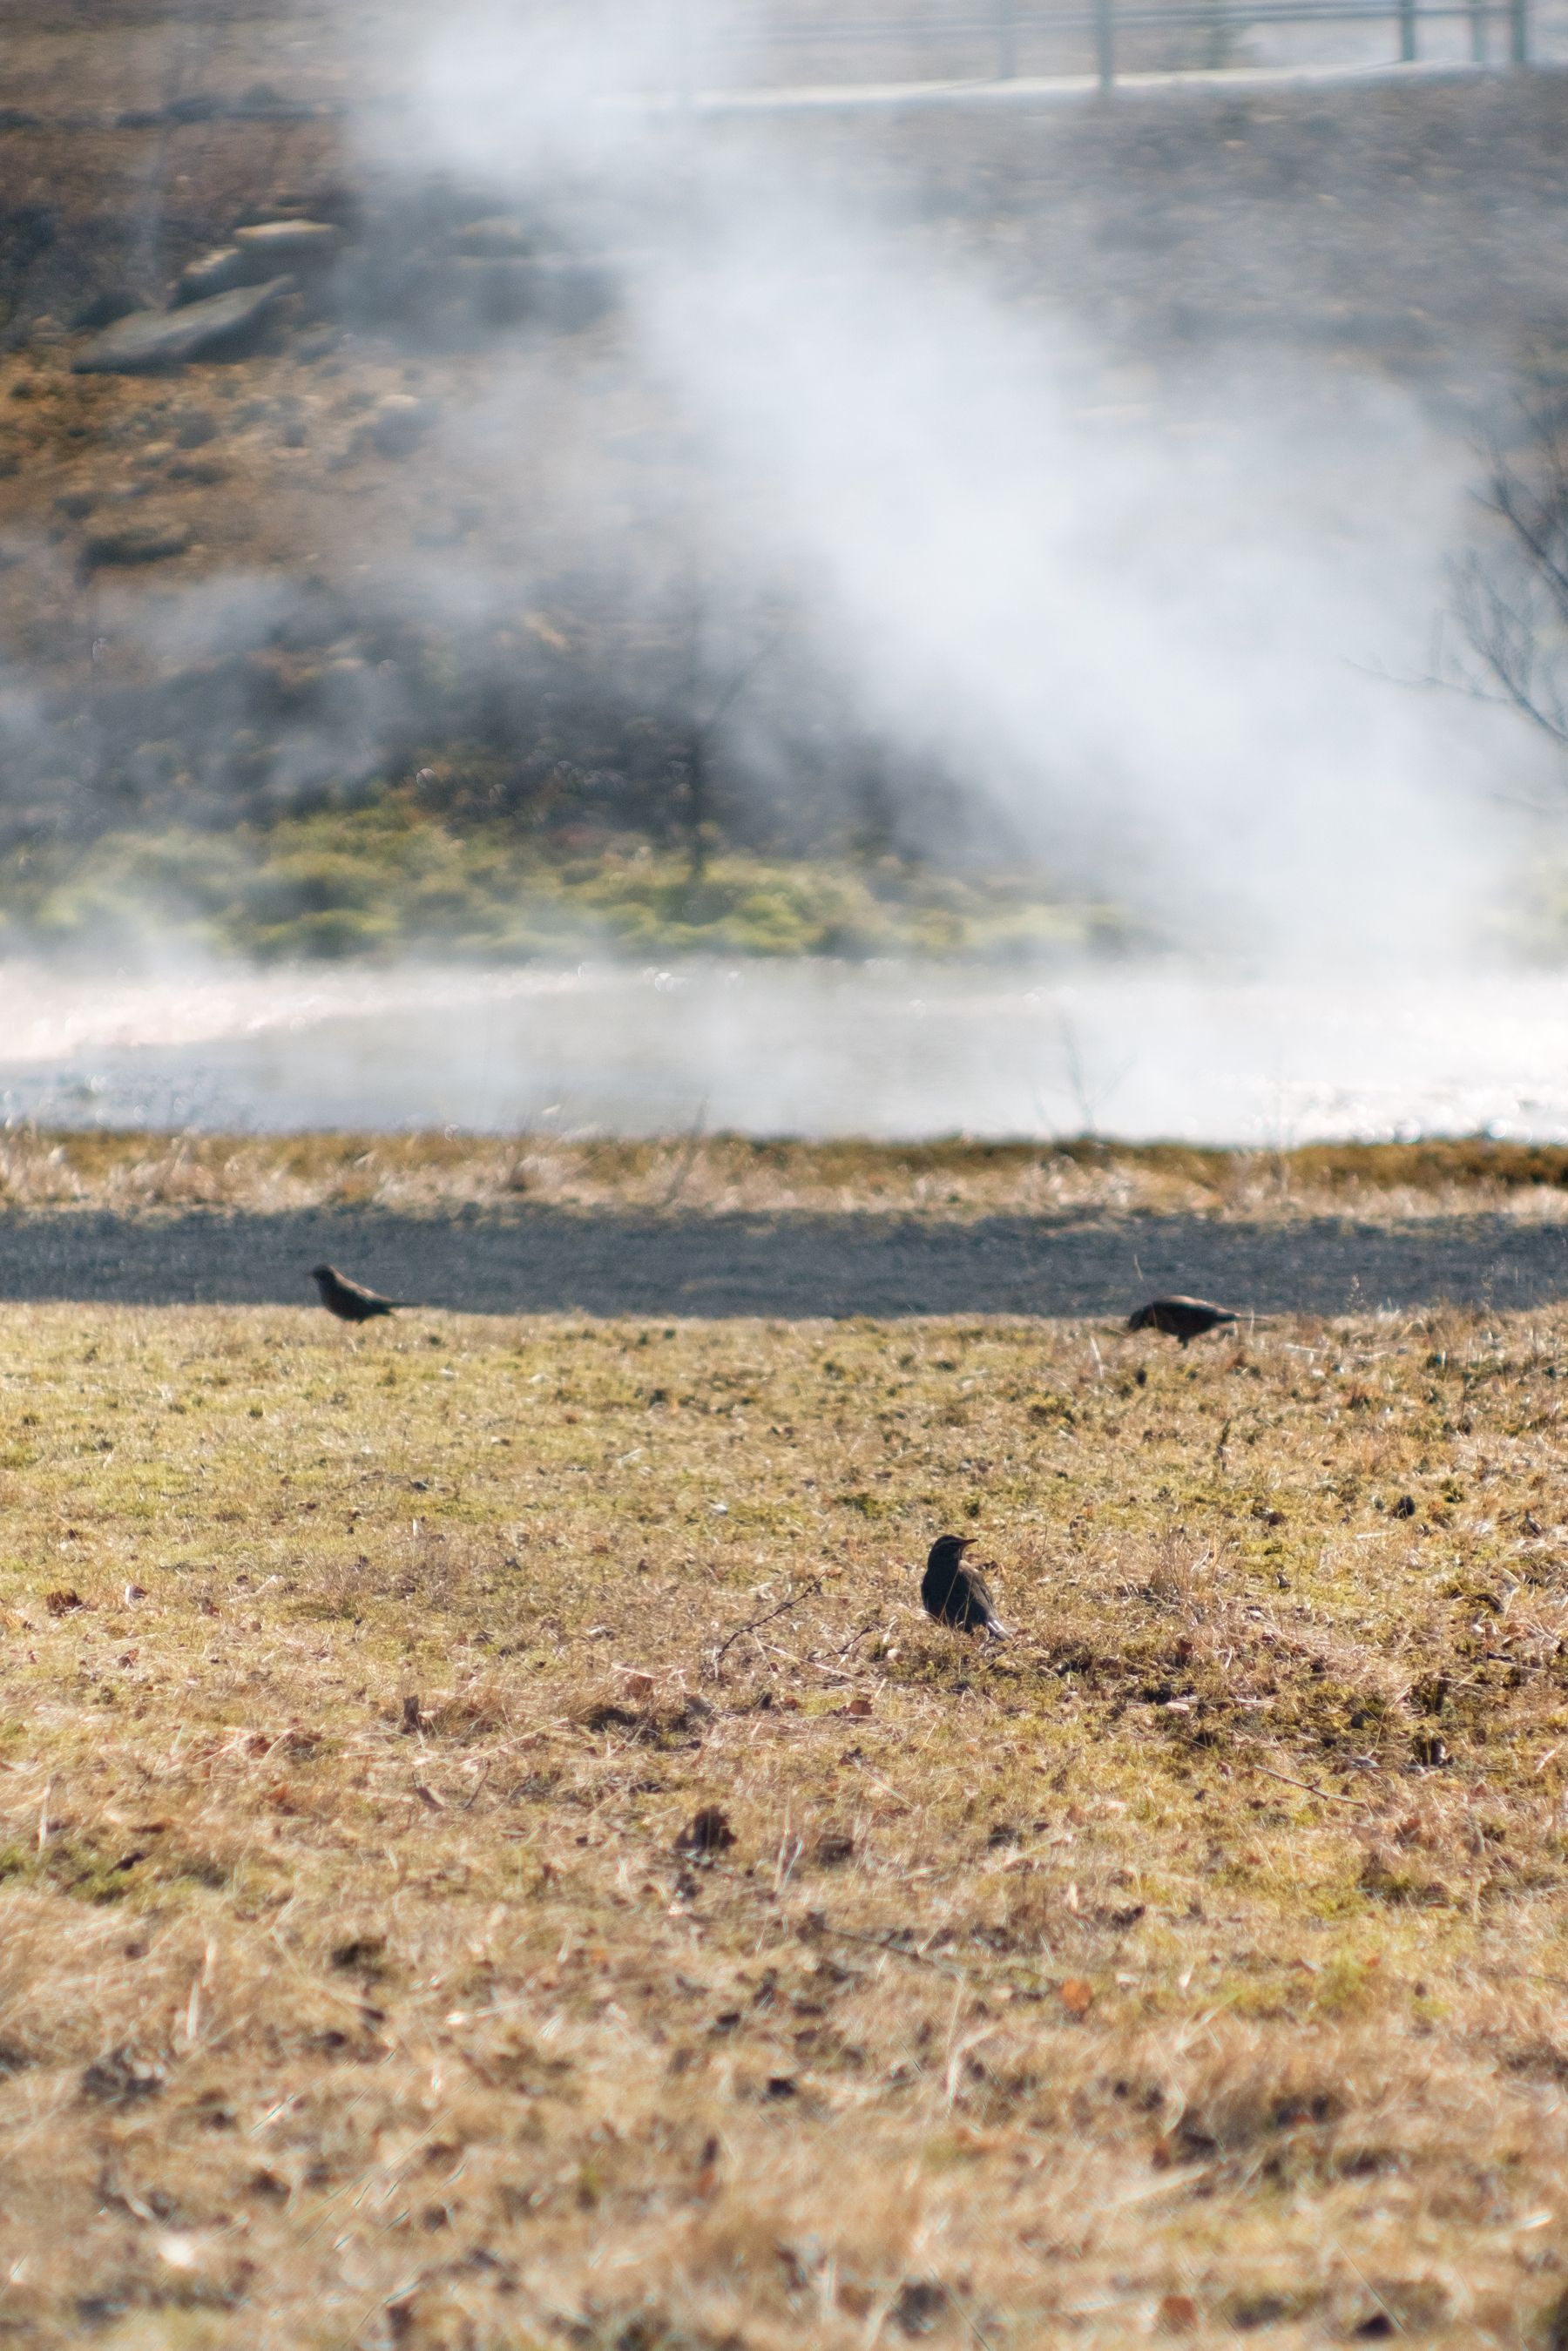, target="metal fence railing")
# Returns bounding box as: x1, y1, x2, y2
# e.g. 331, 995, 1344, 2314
675, 0, 1531, 94
0, 0, 1537, 134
